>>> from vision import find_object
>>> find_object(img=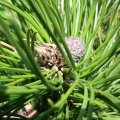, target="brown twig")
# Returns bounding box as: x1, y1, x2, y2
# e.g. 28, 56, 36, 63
0, 41, 15, 51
